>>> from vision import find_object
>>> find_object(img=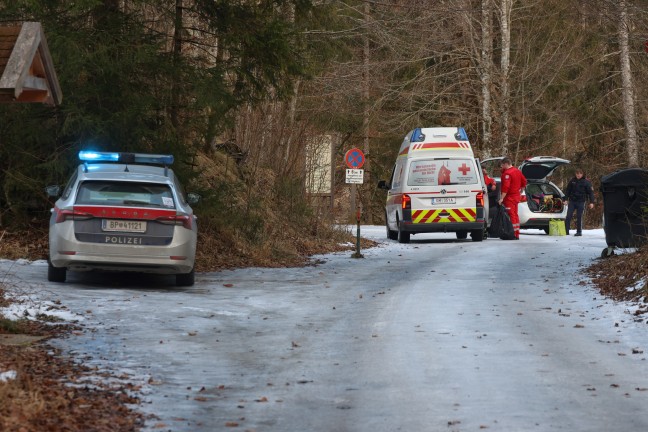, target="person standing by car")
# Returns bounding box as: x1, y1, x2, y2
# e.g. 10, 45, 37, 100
482, 167, 497, 192
564, 168, 595, 236
498, 157, 527, 239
